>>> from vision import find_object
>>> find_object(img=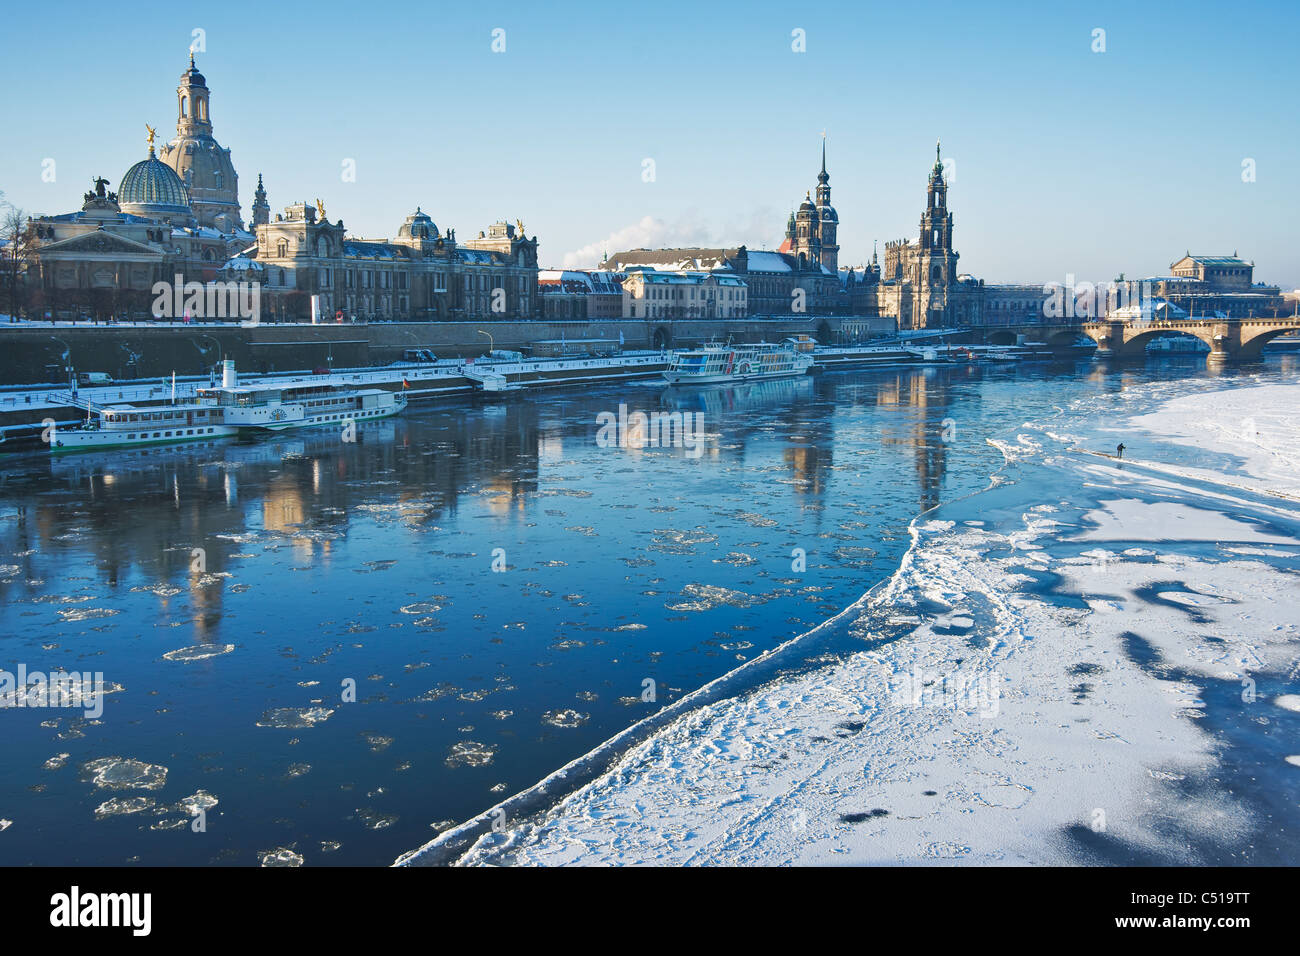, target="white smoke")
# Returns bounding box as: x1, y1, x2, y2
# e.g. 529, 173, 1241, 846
559, 208, 777, 269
